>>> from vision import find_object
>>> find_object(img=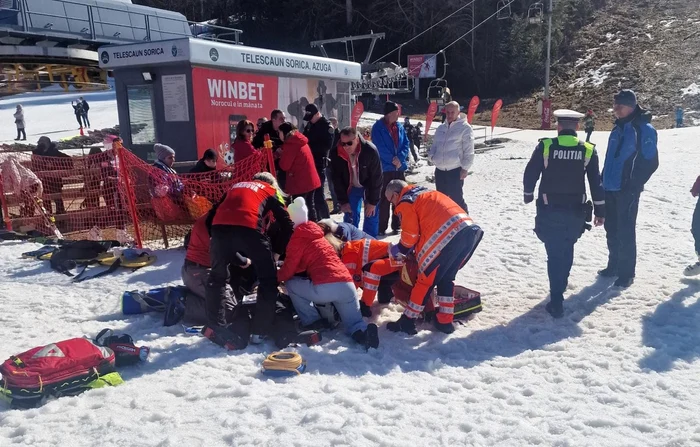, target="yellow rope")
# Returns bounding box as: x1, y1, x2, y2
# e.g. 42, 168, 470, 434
262, 352, 304, 375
